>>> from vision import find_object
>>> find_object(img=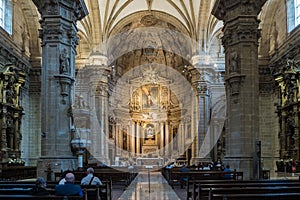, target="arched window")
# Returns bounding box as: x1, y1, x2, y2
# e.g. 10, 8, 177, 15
0, 0, 12, 34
